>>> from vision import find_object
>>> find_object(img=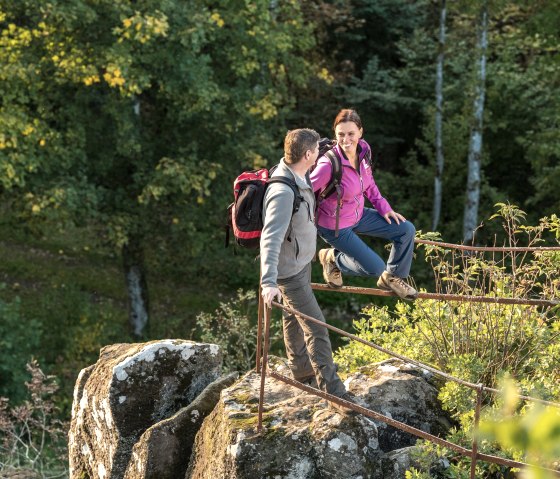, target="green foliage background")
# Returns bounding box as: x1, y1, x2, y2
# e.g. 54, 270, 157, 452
0, 1, 559, 476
